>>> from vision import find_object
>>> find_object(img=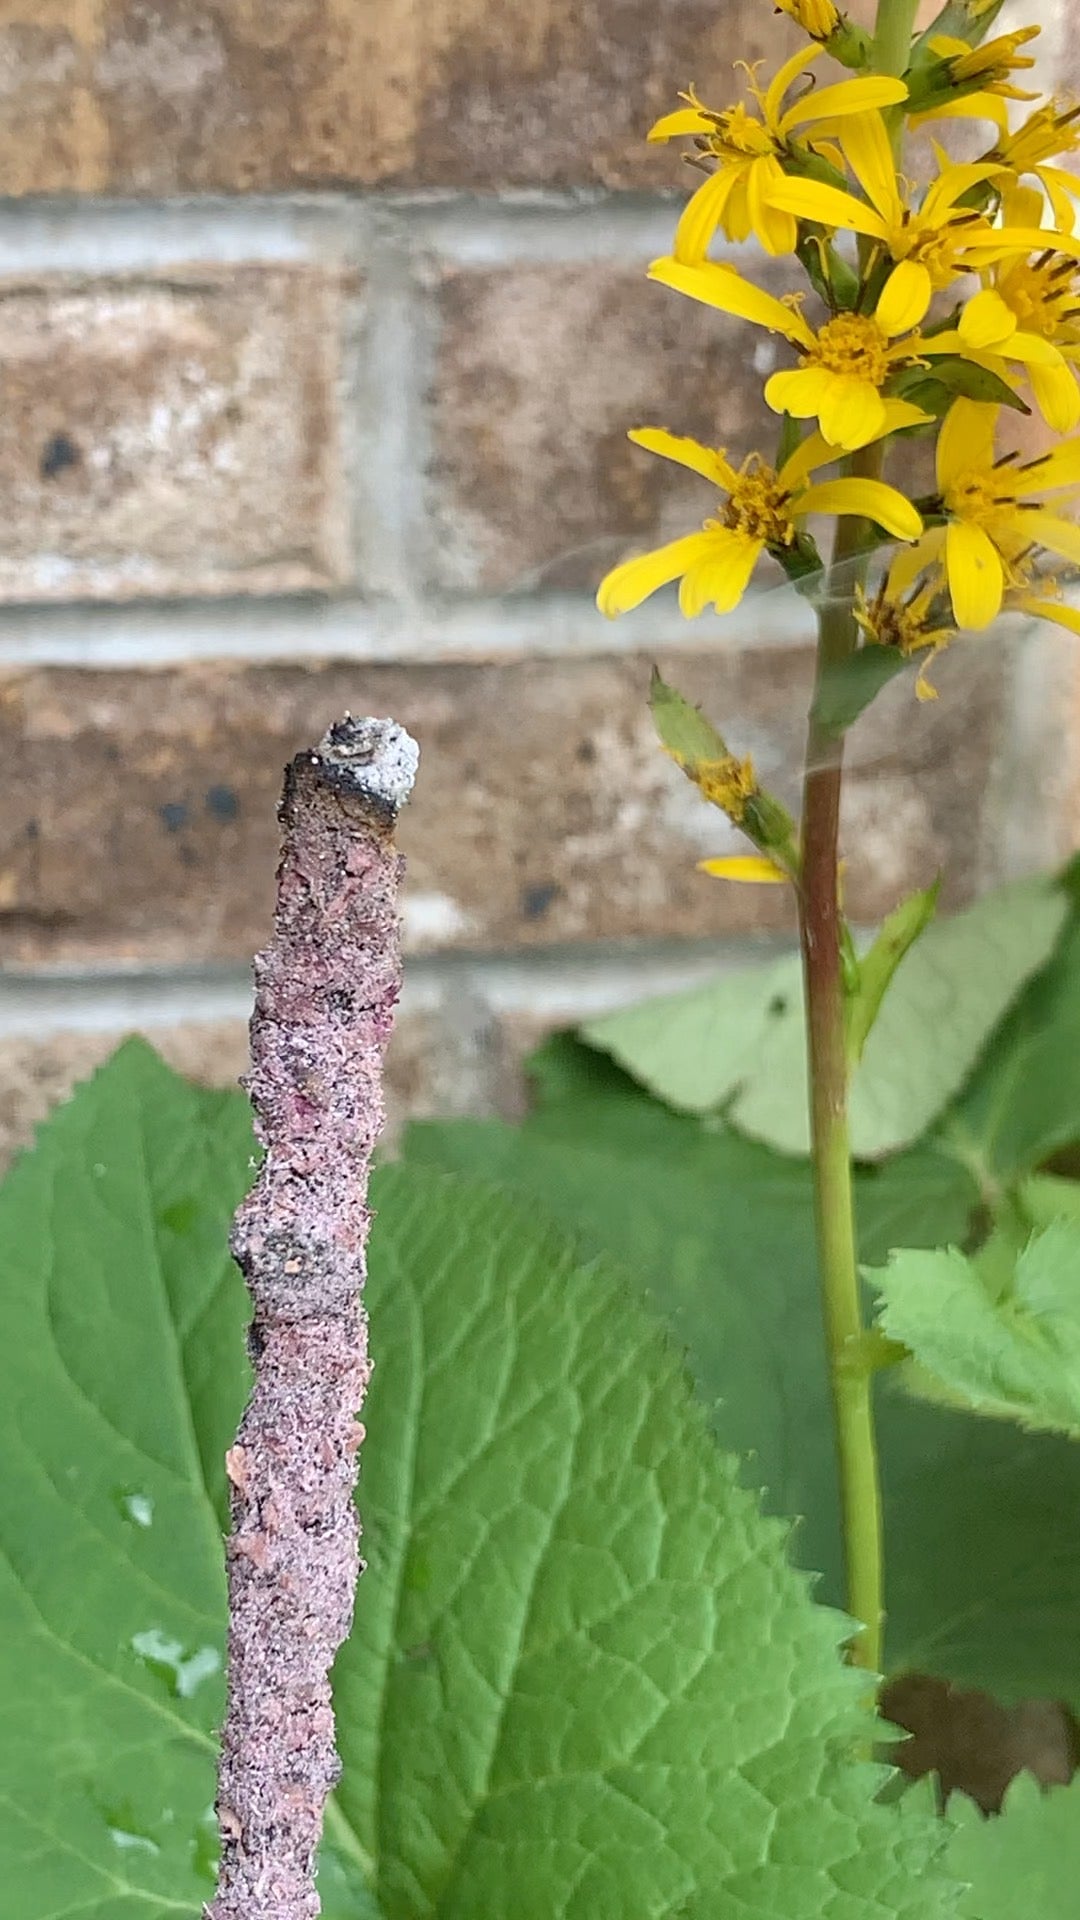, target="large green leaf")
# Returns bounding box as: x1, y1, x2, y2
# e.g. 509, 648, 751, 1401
870, 1220, 1080, 1440
408, 1039, 1080, 1706
335, 1169, 957, 1919
933, 877, 1080, 1192
580, 875, 1068, 1159
0, 1041, 959, 1919
0, 1039, 251, 1920
948, 1773, 1080, 1920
